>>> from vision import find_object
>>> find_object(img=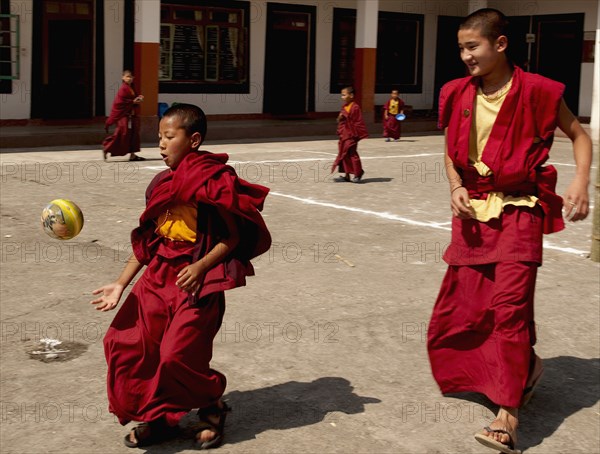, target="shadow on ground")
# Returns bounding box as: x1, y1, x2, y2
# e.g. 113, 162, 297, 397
445, 356, 599, 452
141, 377, 380, 453
360, 177, 394, 184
